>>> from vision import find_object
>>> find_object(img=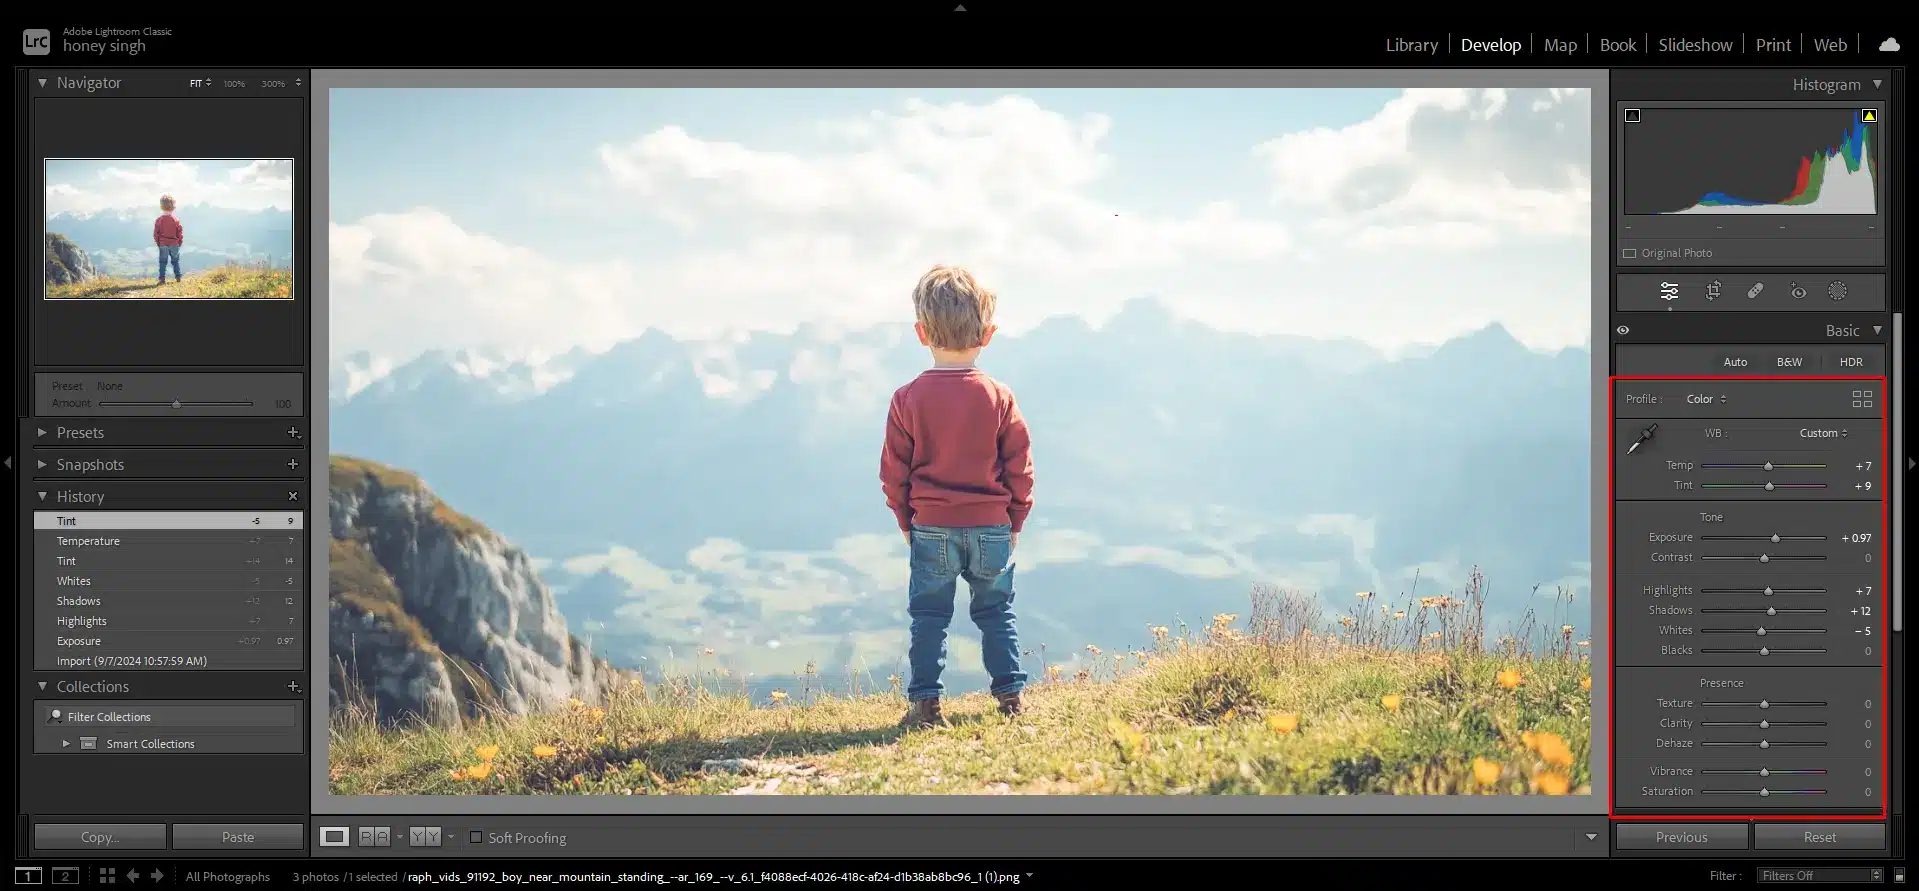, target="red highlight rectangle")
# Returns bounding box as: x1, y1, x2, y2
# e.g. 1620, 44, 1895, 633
1606, 375, 1889, 822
